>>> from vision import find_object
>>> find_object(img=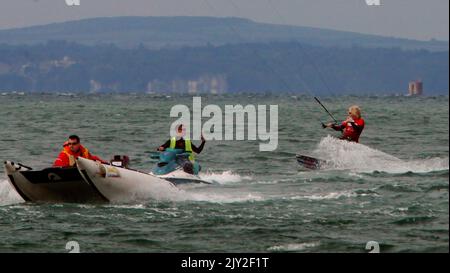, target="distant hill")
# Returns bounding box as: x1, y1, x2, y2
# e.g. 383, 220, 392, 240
0, 16, 448, 51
